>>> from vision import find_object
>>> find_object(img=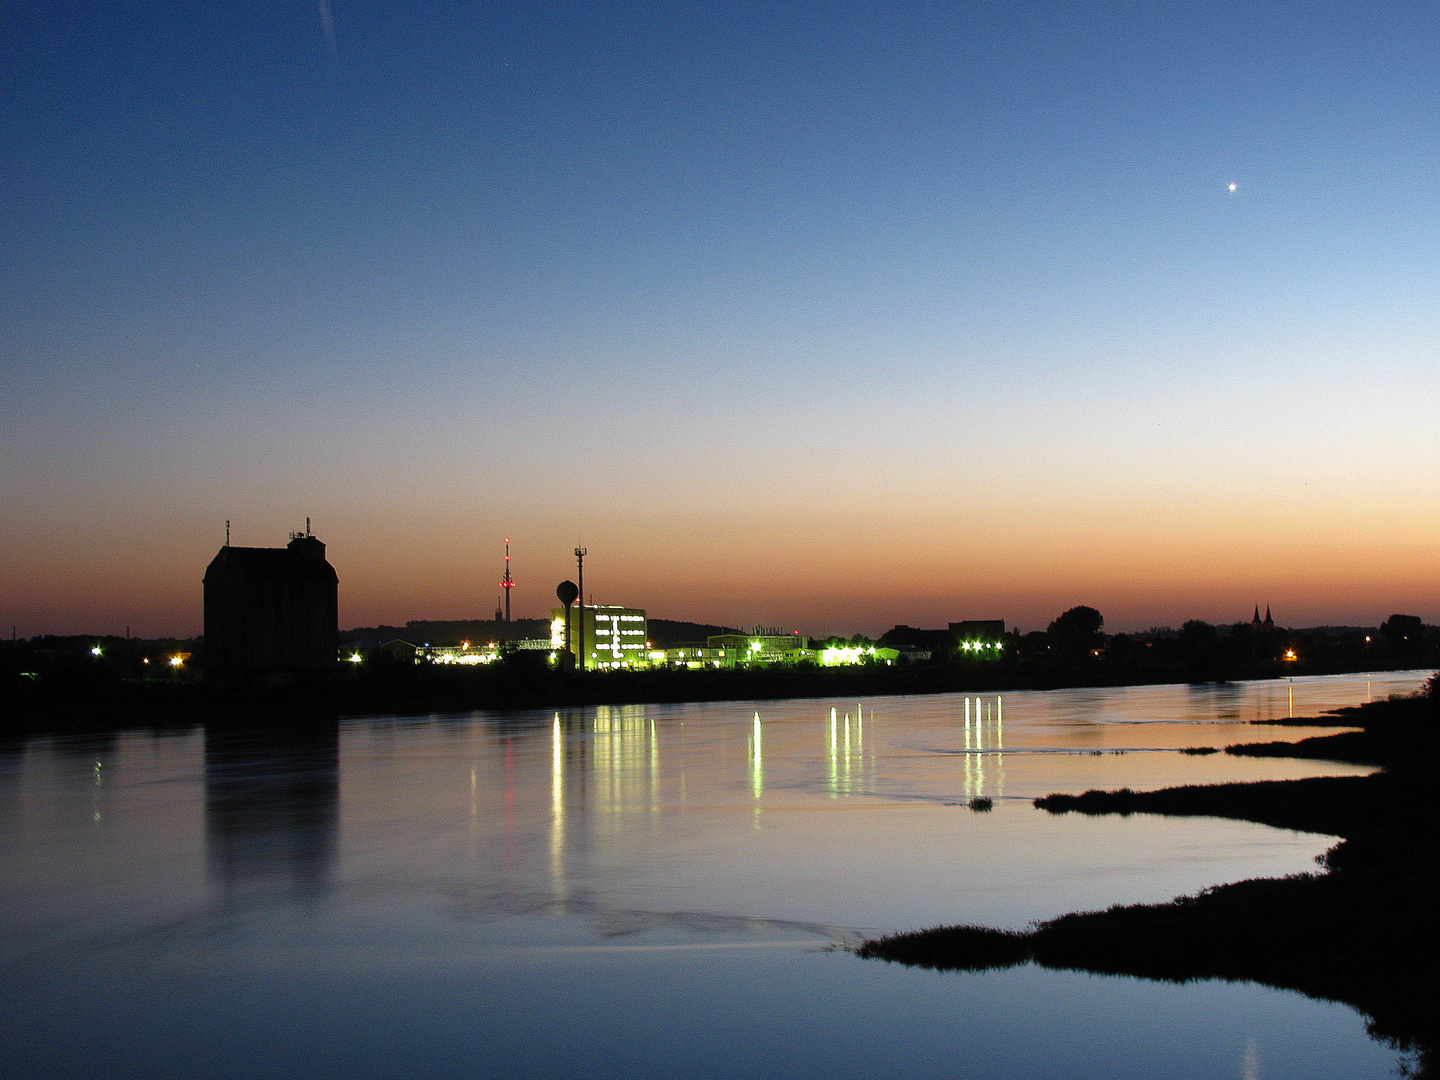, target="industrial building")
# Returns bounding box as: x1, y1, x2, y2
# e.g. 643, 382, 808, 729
817, 643, 900, 666
417, 639, 552, 664
550, 605, 648, 670
203, 528, 338, 683
707, 632, 813, 666
339, 638, 552, 666
696, 633, 900, 668
646, 645, 727, 668
950, 620, 1007, 655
